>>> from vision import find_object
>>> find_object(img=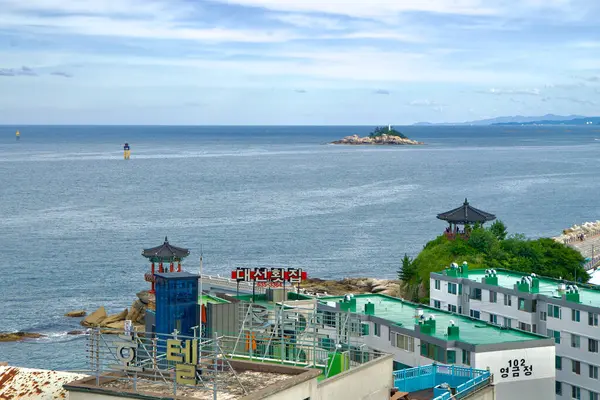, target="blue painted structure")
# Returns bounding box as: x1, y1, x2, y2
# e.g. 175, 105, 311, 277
393, 364, 491, 400
154, 272, 199, 337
